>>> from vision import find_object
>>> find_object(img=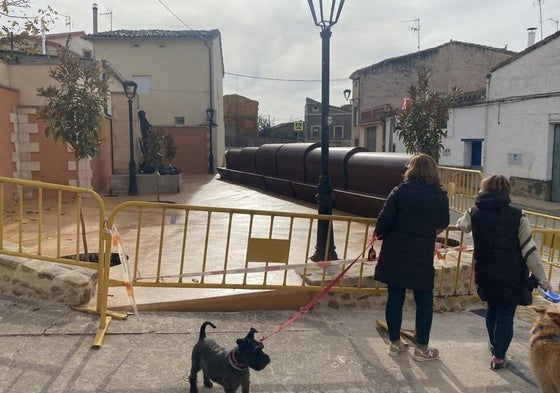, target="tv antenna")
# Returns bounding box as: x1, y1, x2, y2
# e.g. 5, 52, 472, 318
403, 18, 421, 51
99, 8, 113, 31
534, 0, 544, 40
550, 17, 559, 31
63, 14, 72, 32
